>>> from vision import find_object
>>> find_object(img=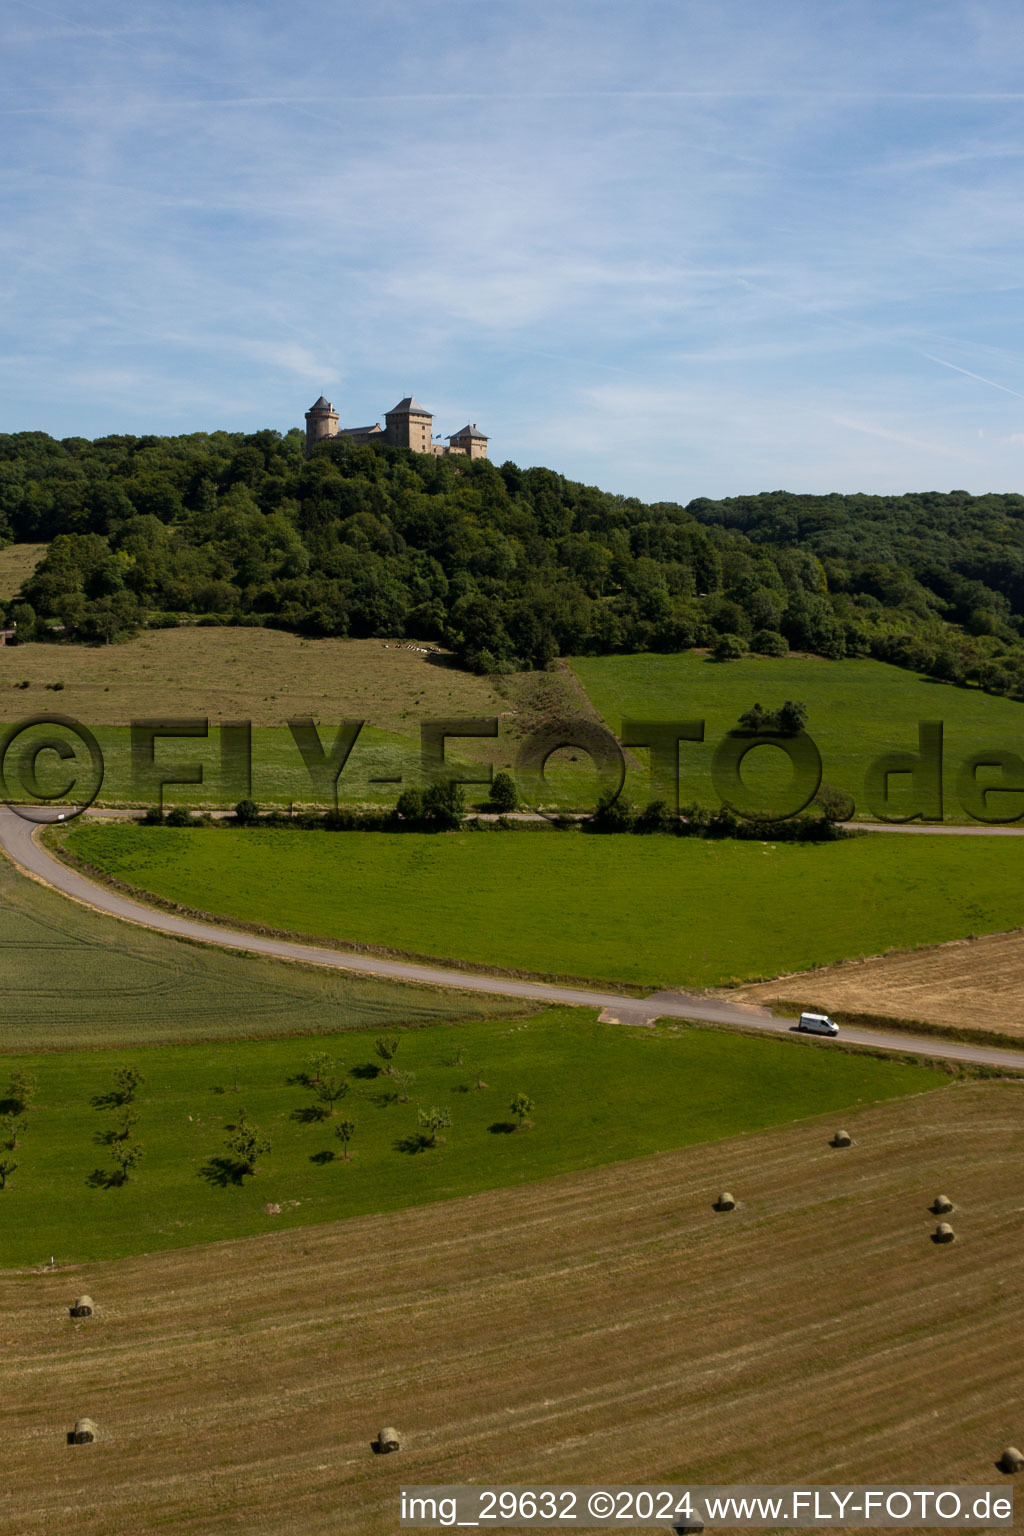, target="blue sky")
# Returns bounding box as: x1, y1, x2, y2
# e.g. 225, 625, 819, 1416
3, 0, 1024, 499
